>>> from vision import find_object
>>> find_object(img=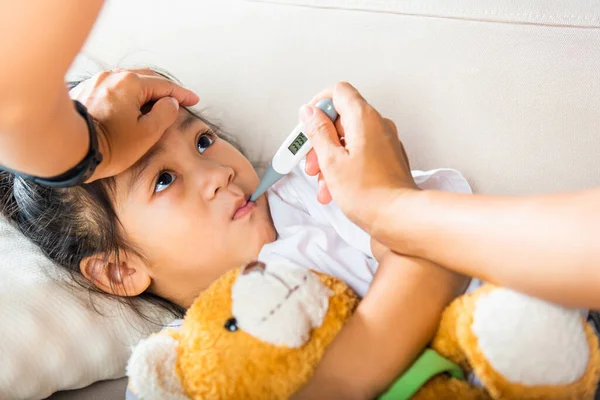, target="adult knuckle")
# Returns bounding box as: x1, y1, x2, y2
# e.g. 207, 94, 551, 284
119, 71, 139, 85
383, 118, 397, 133
334, 81, 348, 91
329, 81, 341, 95
96, 70, 112, 81
138, 67, 154, 75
